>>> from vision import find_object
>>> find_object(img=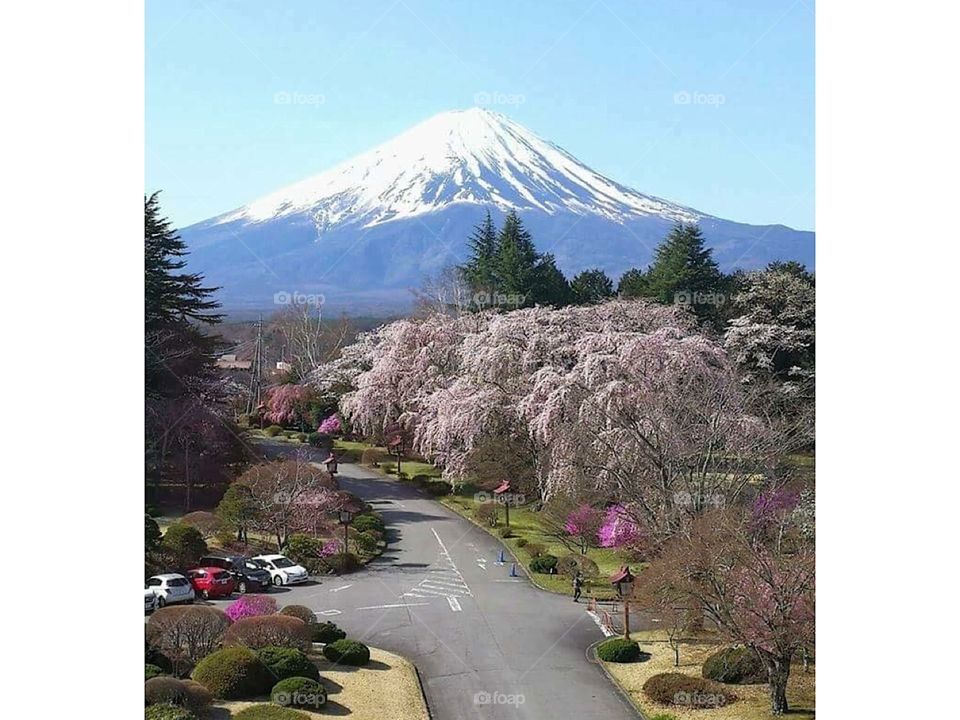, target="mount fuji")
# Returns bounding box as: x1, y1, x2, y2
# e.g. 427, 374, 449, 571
180, 108, 813, 312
